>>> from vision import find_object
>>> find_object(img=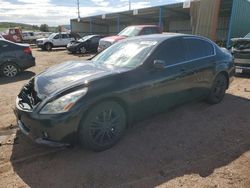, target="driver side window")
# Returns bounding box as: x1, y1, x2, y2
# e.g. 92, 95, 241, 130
53, 34, 60, 39
155, 38, 186, 66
